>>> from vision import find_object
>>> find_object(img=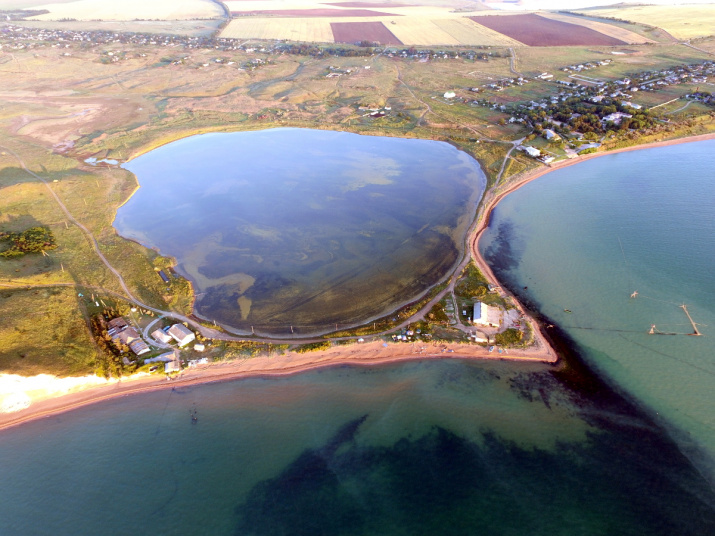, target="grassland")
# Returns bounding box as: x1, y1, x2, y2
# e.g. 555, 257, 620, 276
578, 5, 715, 41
